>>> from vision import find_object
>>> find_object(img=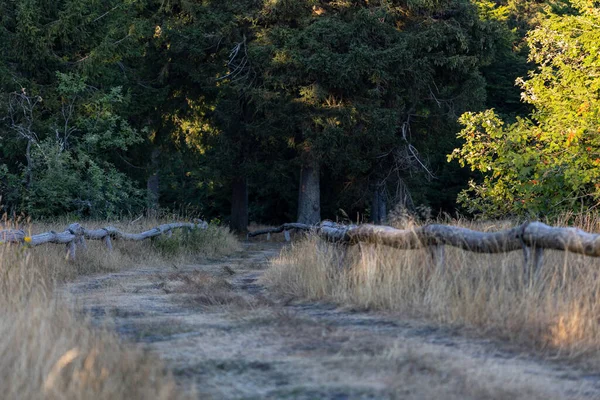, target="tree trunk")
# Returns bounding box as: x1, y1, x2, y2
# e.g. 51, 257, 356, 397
230, 177, 248, 233
297, 163, 321, 224
25, 139, 32, 189
372, 184, 387, 224
372, 188, 380, 224
146, 148, 160, 216
377, 185, 387, 224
